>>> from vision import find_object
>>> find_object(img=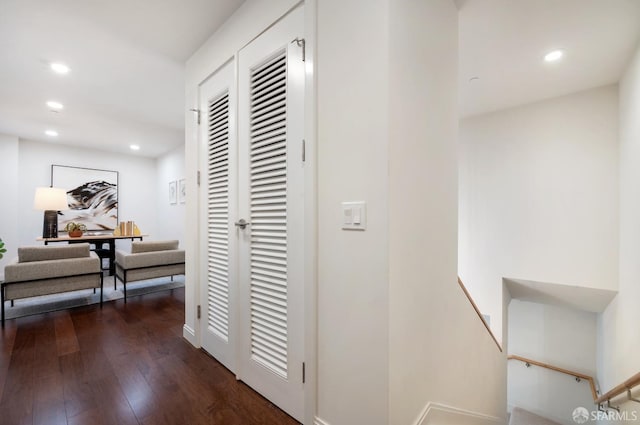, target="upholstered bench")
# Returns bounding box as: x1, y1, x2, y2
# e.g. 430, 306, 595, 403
114, 240, 185, 302
2, 243, 103, 325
